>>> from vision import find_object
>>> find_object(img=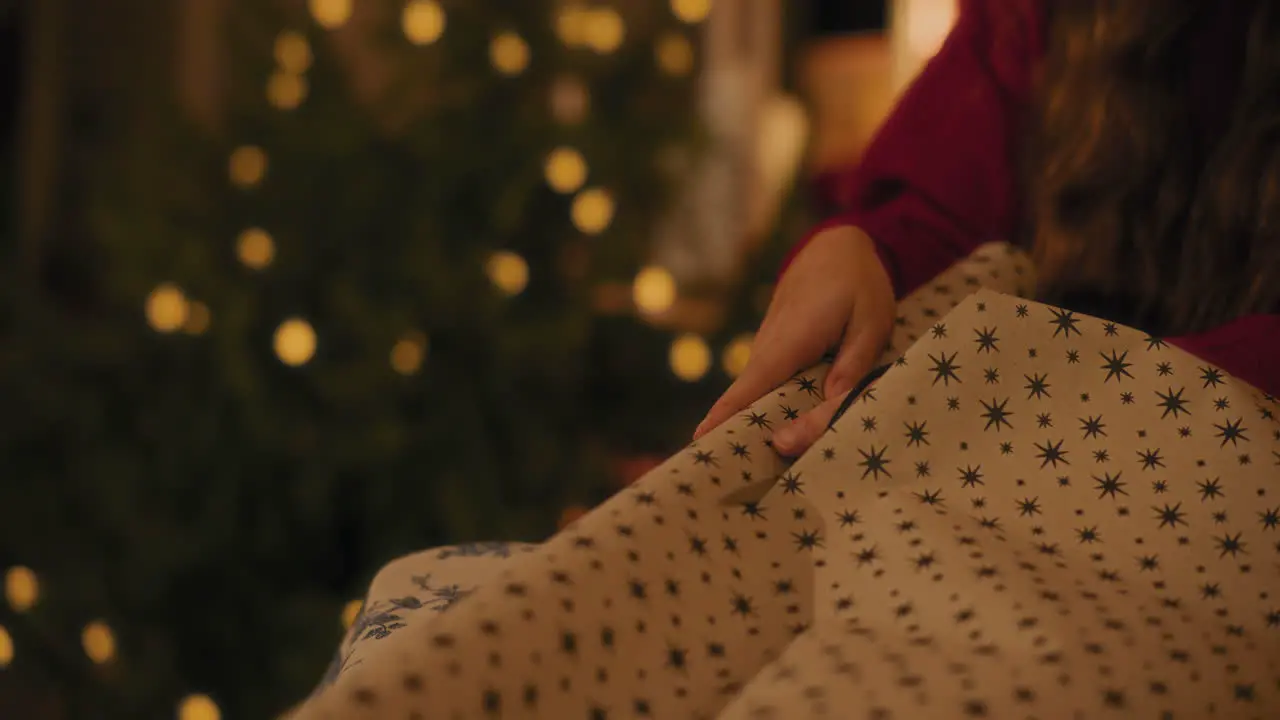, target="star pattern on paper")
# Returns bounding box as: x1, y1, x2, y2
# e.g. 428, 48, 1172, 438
300, 245, 1278, 720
